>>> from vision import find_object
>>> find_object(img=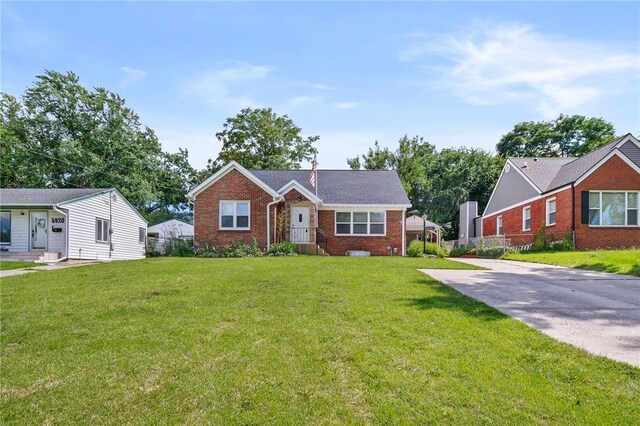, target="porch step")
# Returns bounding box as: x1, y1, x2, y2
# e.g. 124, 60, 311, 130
0, 250, 43, 262
37, 252, 62, 263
